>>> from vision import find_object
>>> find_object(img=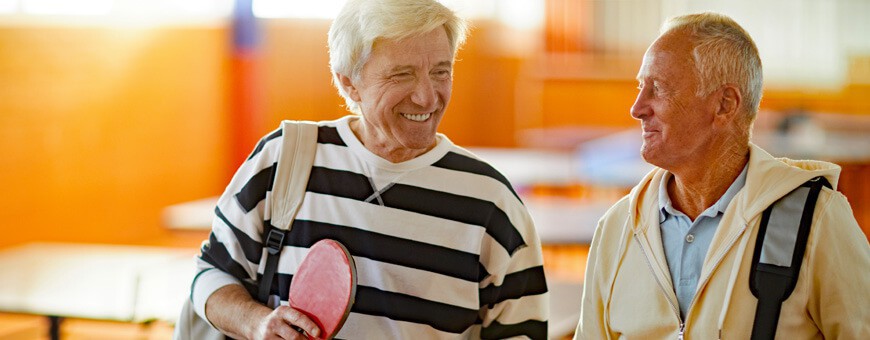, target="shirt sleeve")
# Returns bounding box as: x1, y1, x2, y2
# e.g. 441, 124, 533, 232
190, 130, 283, 324
806, 190, 870, 337
479, 205, 549, 339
